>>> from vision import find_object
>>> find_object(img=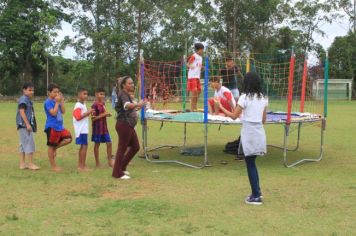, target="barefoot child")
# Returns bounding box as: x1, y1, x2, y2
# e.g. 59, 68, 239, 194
216, 72, 268, 205
91, 88, 114, 167
44, 83, 72, 172
208, 77, 236, 116
73, 88, 94, 171
187, 43, 204, 111
16, 82, 40, 170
